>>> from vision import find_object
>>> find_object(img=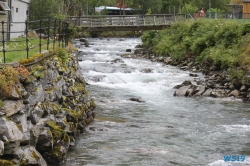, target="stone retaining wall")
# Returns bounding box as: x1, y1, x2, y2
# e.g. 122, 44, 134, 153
0, 52, 95, 165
